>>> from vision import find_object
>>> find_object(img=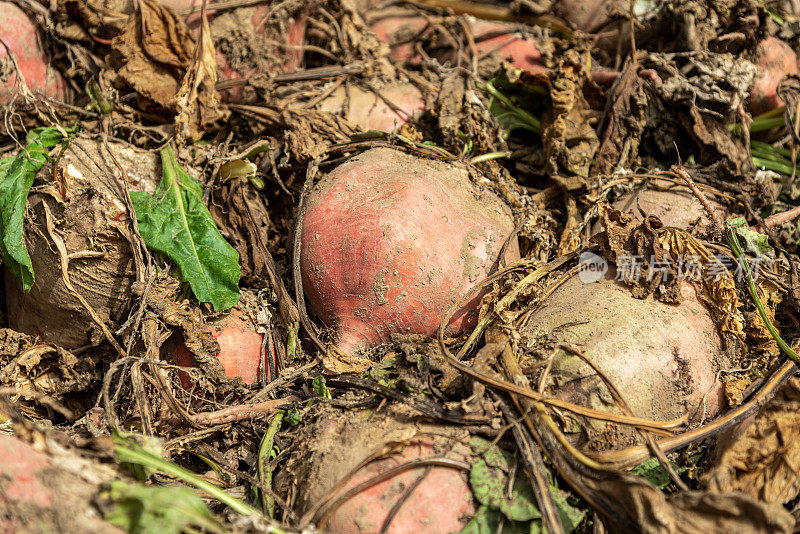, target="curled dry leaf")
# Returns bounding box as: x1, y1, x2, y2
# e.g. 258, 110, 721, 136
174, 12, 229, 142
109, 0, 227, 137
591, 62, 648, 176
109, 0, 194, 110
703, 376, 800, 505
541, 49, 600, 191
